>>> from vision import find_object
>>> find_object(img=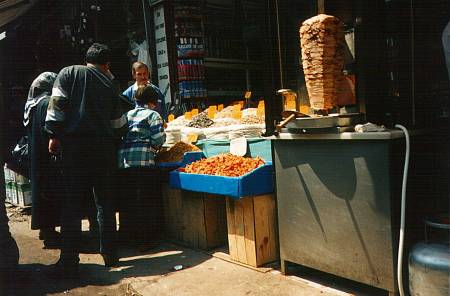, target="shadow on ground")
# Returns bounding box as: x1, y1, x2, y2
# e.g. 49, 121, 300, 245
6, 218, 211, 296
